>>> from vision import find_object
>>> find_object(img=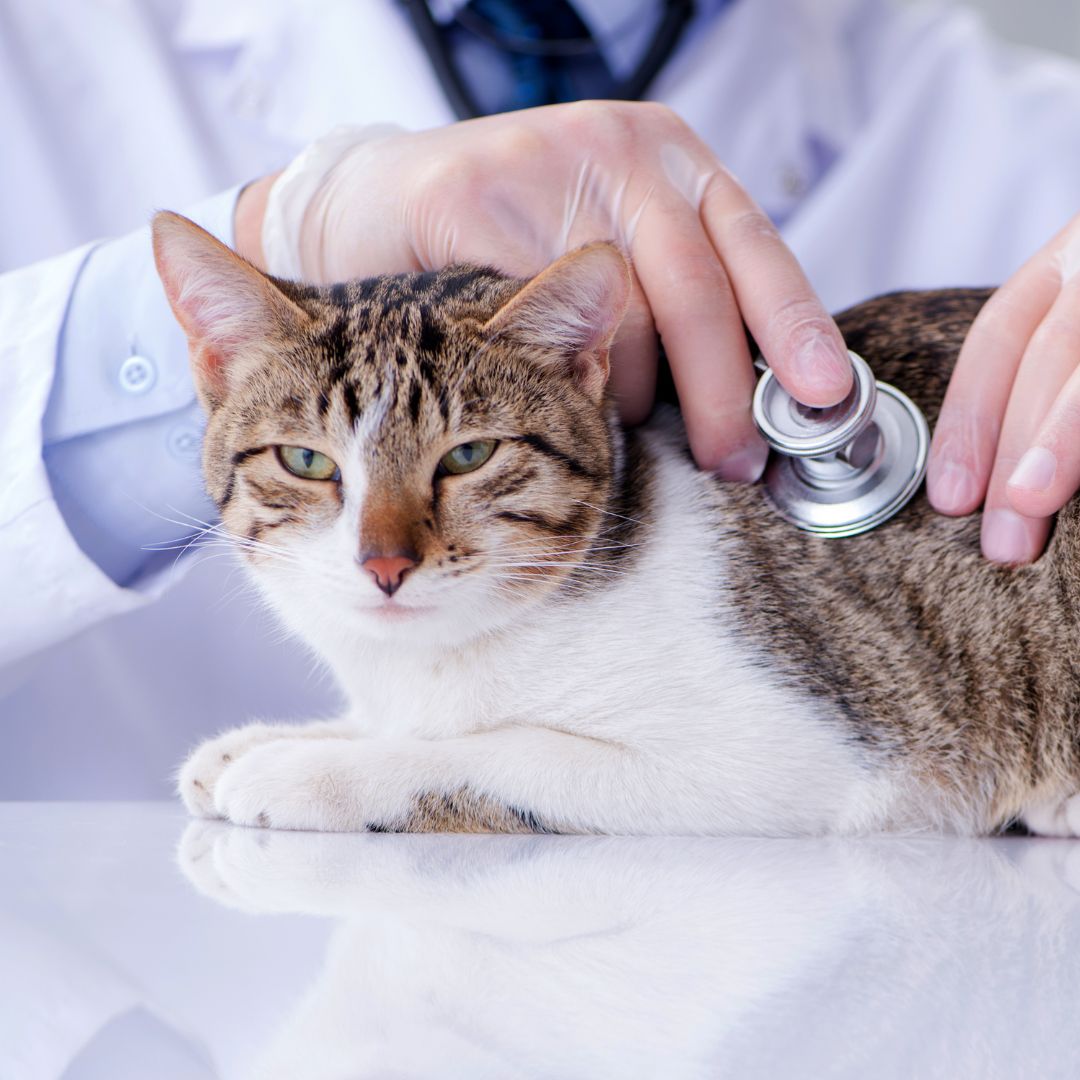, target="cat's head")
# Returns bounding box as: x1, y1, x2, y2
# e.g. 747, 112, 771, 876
152, 212, 632, 647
